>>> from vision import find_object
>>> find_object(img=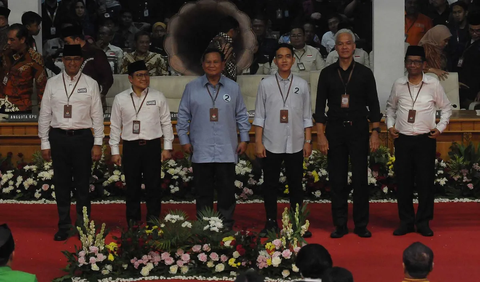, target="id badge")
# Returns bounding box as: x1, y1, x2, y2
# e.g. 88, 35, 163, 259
132, 120, 141, 134
408, 109, 416, 123
280, 109, 289, 123
64, 105, 72, 118
2, 76, 7, 85
457, 57, 464, 68
341, 94, 349, 108
297, 62, 306, 71
50, 27, 56, 35
210, 108, 218, 122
